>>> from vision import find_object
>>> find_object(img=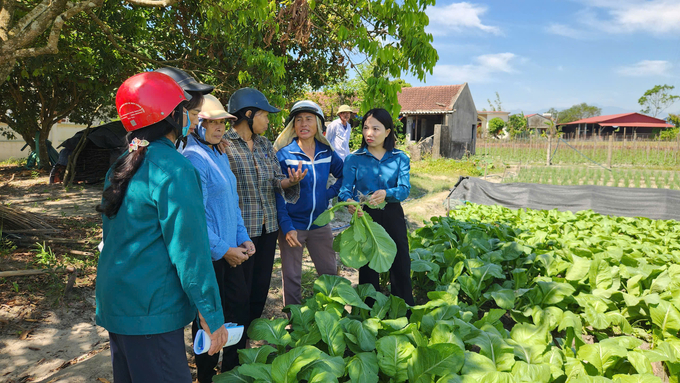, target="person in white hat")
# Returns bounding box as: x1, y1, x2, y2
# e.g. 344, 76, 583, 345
182, 94, 254, 382
325, 104, 353, 161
